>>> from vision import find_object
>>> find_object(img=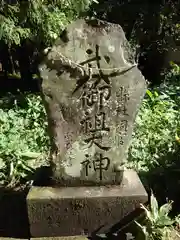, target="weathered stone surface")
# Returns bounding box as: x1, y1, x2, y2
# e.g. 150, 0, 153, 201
31, 237, 88, 240
39, 18, 147, 185
27, 170, 147, 237
0, 239, 28, 240
0, 236, 87, 239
